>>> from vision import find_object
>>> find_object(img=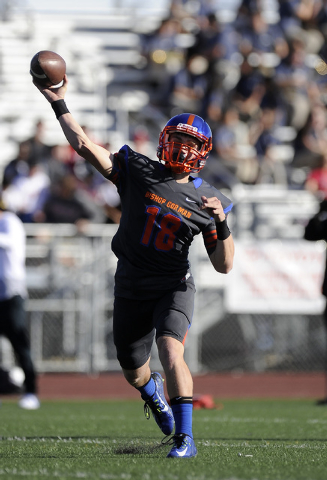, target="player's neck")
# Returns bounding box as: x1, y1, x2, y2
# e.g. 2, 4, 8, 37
172, 172, 191, 183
